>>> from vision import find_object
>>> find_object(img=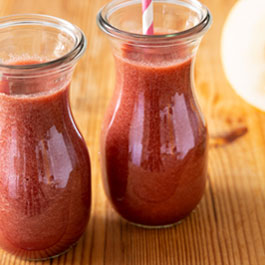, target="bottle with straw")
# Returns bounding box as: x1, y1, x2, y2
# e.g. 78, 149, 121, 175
97, 0, 212, 227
